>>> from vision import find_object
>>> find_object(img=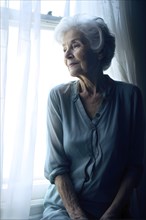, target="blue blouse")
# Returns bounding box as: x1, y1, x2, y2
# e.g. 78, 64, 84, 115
43, 75, 145, 218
